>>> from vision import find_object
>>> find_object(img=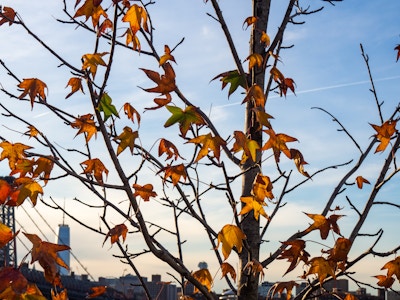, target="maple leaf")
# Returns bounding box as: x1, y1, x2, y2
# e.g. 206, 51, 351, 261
97, 18, 113, 37
65, 77, 84, 99
243, 259, 264, 280
82, 52, 108, 78
269, 281, 299, 300
52, 288, 68, 300
23, 232, 70, 283
74, 0, 108, 28
114, 126, 138, 156
211, 70, 247, 98
262, 129, 298, 162
245, 53, 263, 70
381, 256, 400, 282
123, 103, 141, 126
0, 267, 28, 297
0, 179, 12, 204
9, 158, 35, 179
395, 45, 400, 62
260, 31, 270, 47
122, 4, 149, 35
192, 269, 213, 293
327, 237, 352, 263
243, 16, 258, 29
370, 120, 397, 153
98, 93, 119, 121
230, 130, 260, 164
304, 213, 343, 240
0, 7, 16, 26
158, 163, 187, 186
25, 125, 40, 138
187, 133, 226, 162
132, 183, 157, 201
344, 294, 359, 300
277, 239, 310, 275
158, 139, 183, 161
159, 45, 176, 66
164, 105, 205, 138
242, 84, 266, 108
355, 175, 370, 189
253, 108, 273, 130
87, 286, 107, 298
304, 256, 336, 286
0, 222, 19, 248
33, 156, 54, 185
374, 275, 395, 289
122, 27, 141, 51
0, 141, 32, 170
216, 224, 246, 260
103, 224, 128, 246
290, 148, 310, 178
270, 66, 285, 83
81, 158, 109, 185
239, 196, 269, 221
141, 63, 177, 95
145, 93, 172, 111
220, 262, 236, 282
18, 78, 47, 108
252, 173, 274, 202
71, 113, 98, 143
13, 177, 44, 206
